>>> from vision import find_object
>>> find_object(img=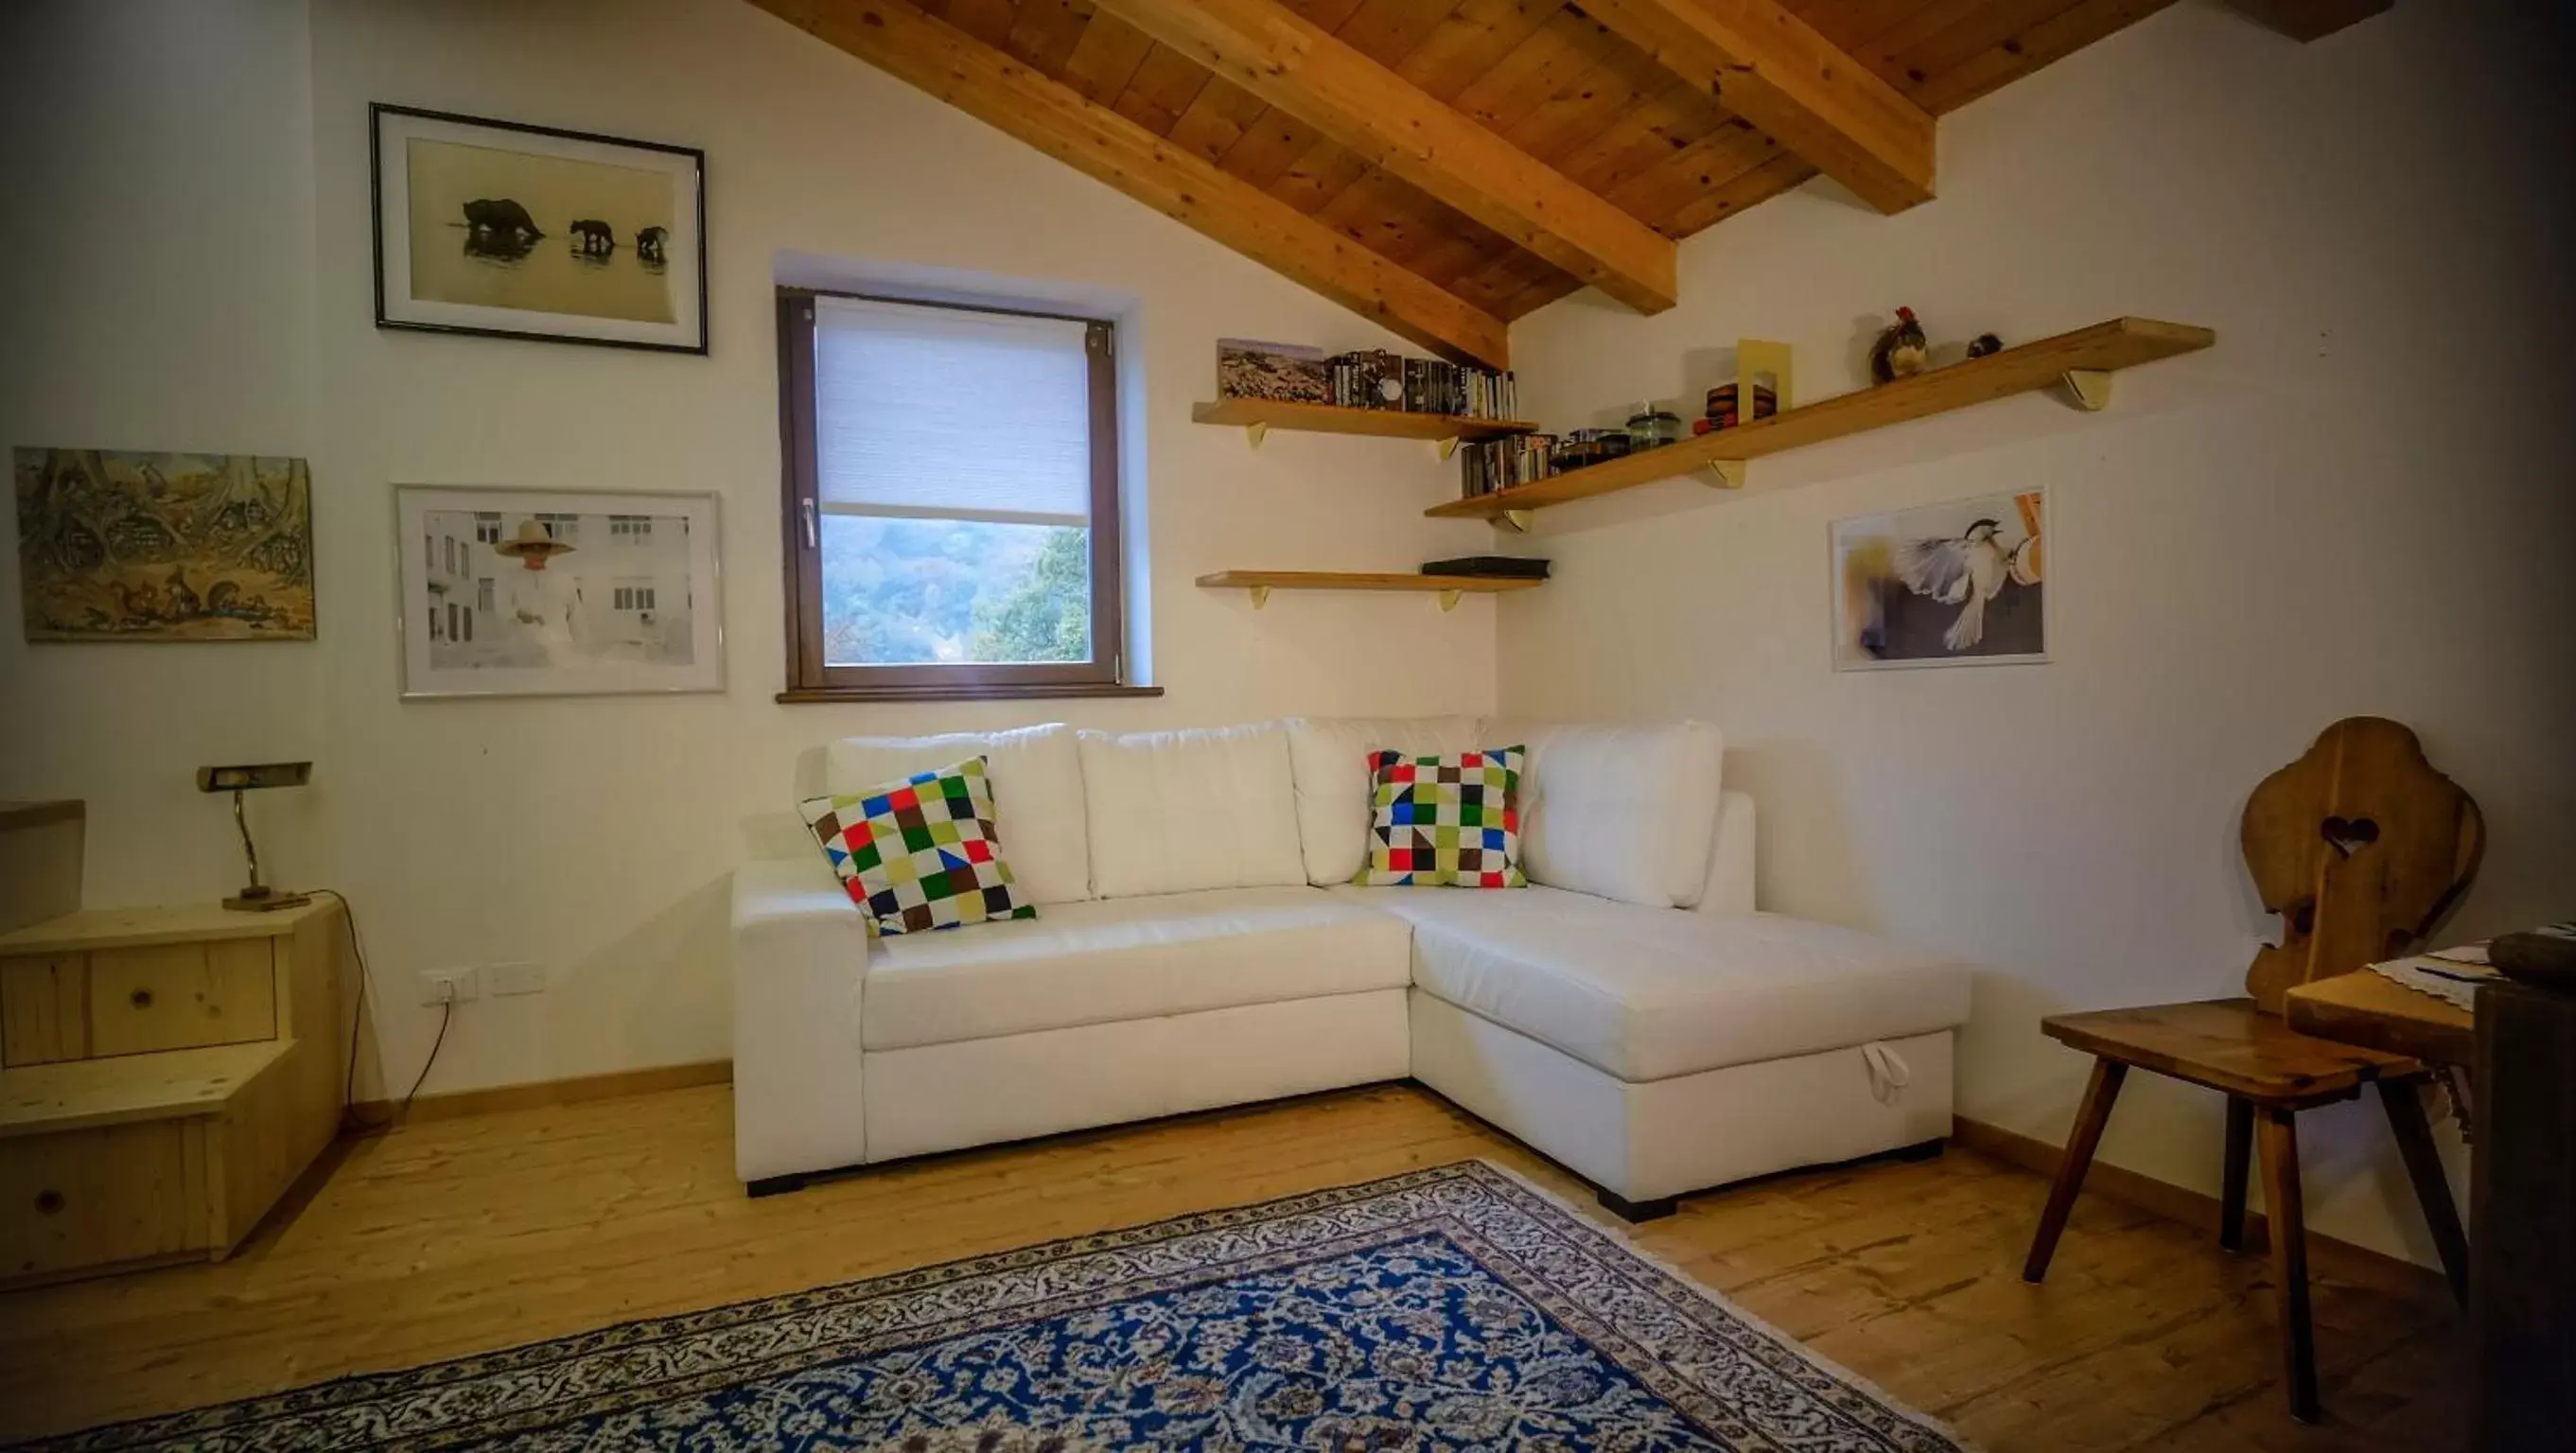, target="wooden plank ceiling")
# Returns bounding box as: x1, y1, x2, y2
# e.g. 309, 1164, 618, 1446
754, 0, 2187, 364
